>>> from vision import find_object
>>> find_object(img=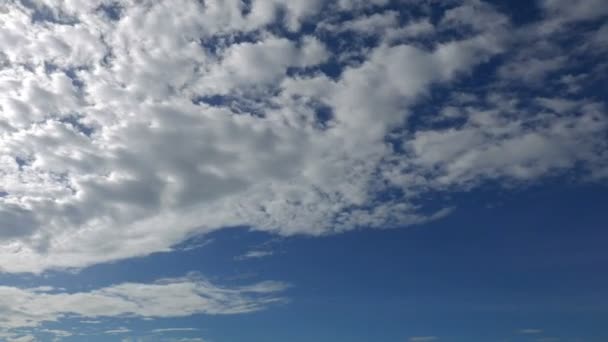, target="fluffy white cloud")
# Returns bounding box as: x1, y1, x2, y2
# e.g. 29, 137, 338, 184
404, 99, 607, 185
194, 35, 328, 95
0, 0, 606, 274
0, 274, 287, 329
